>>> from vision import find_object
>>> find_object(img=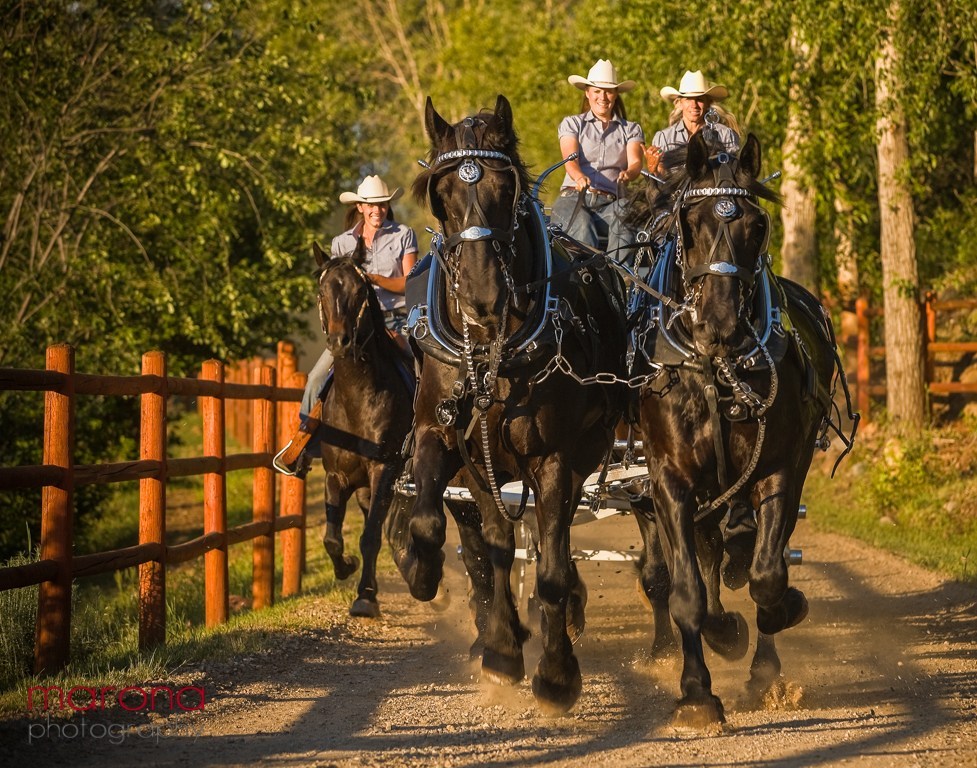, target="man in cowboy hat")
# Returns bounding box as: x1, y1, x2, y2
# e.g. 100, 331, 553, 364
645, 70, 740, 174
551, 58, 645, 257
274, 174, 417, 477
